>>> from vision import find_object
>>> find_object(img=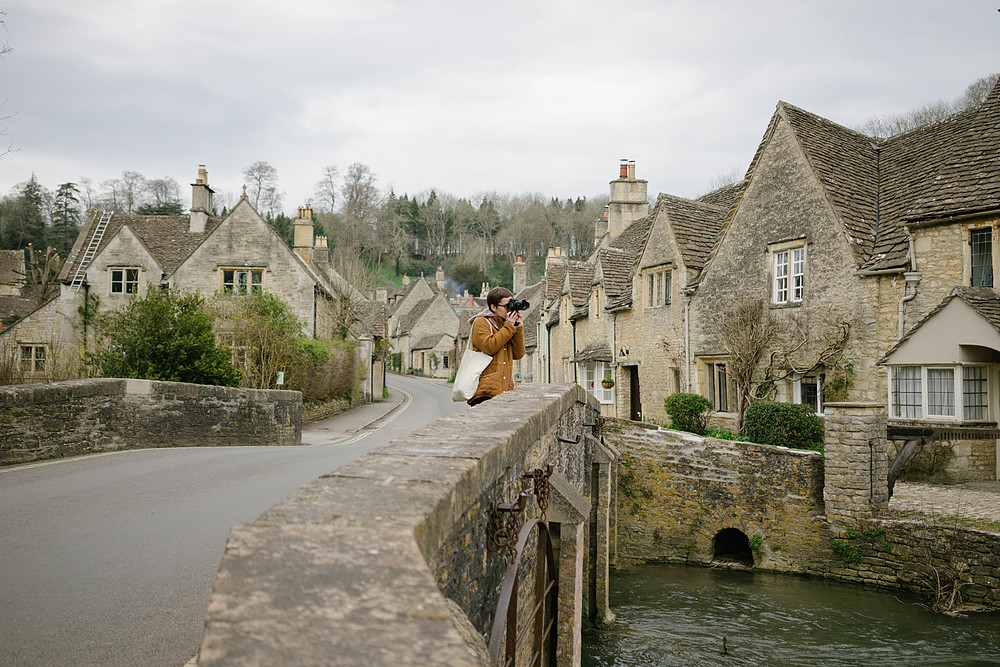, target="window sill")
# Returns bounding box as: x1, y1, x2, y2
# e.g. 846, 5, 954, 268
769, 301, 803, 310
